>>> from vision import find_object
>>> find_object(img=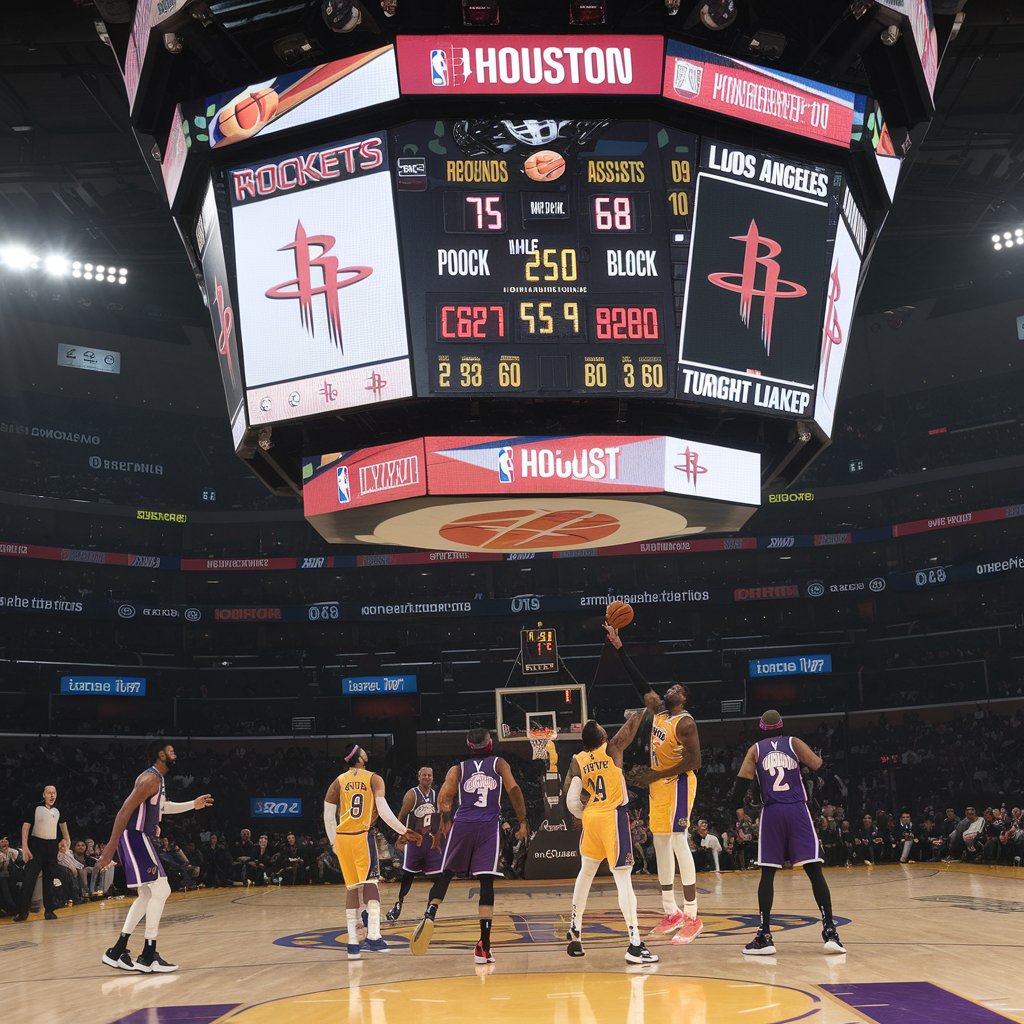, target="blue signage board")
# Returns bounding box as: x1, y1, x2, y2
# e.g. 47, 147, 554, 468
250, 798, 303, 818
749, 655, 832, 678
342, 674, 418, 695
60, 675, 147, 696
